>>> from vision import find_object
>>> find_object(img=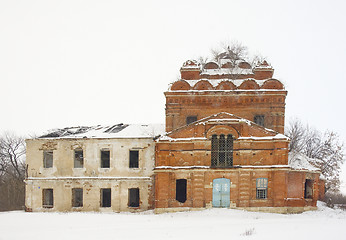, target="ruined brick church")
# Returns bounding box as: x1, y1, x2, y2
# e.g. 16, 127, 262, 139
25, 52, 324, 213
